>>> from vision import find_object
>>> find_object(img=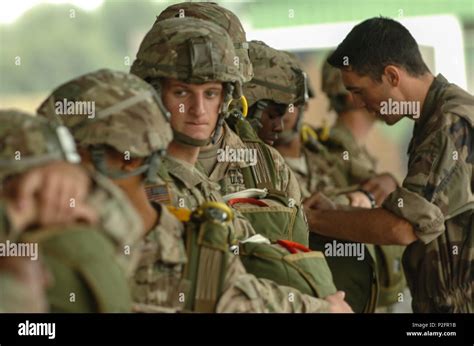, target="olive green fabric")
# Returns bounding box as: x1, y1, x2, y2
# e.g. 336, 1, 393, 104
225, 113, 309, 246
231, 195, 308, 246
309, 233, 378, 313
21, 226, 132, 313
183, 204, 234, 312
240, 241, 337, 298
